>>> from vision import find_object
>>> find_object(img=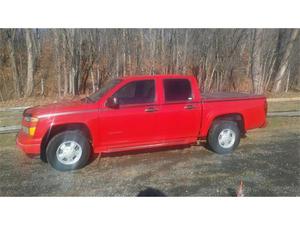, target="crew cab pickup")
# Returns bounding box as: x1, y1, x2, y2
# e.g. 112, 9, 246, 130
16, 75, 267, 171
